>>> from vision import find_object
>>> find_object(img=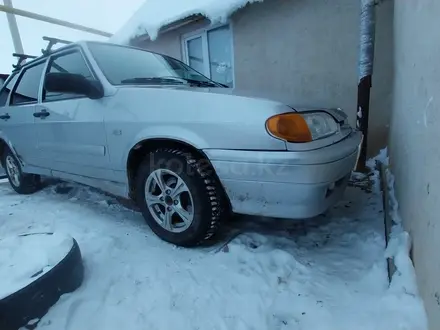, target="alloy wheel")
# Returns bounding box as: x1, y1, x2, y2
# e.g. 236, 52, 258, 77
145, 169, 194, 233
5, 155, 21, 187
